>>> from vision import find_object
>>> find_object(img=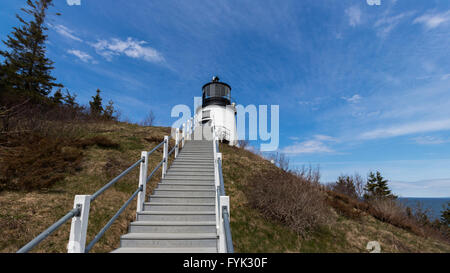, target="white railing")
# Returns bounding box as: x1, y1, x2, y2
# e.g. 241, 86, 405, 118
17, 123, 187, 253
211, 123, 234, 253
16, 117, 234, 253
